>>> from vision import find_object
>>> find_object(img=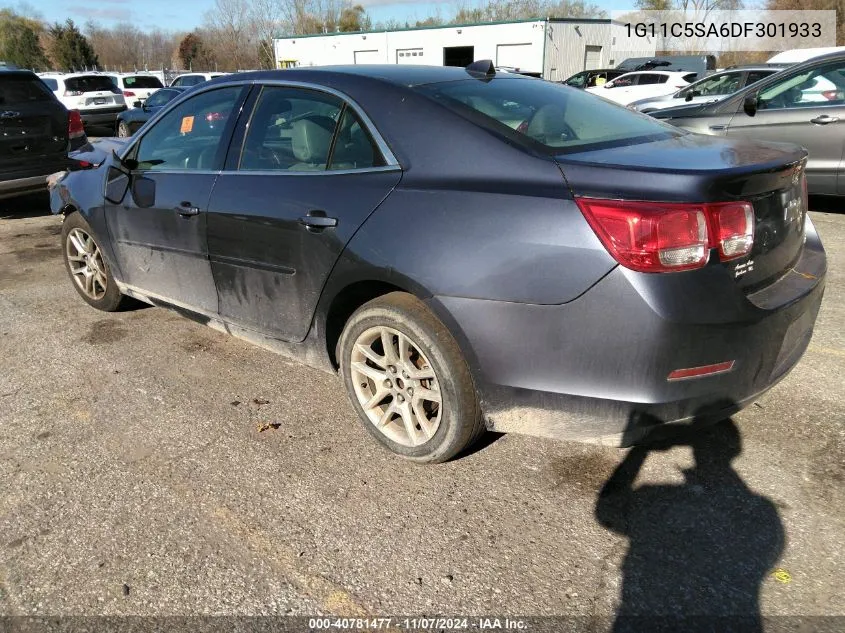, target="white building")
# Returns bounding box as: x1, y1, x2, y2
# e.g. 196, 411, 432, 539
273, 18, 656, 82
